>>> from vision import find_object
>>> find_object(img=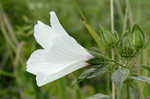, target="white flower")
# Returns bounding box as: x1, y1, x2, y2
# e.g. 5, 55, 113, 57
26, 11, 93, 87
